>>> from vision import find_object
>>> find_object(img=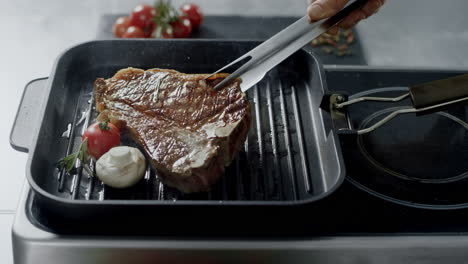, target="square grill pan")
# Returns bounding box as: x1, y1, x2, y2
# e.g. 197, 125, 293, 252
11, 40, 345, 233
